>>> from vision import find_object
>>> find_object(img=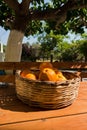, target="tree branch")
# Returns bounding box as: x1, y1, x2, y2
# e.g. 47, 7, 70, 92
30, 0, 87, 27
56, 0, 87, 27
20, 0, 31, 15
3, 0, 87, 29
